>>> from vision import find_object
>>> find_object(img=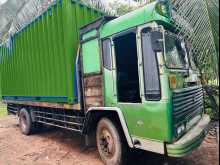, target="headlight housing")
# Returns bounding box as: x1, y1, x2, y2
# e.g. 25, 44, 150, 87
156, 1, 171, 18
176, 124, 186, 136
